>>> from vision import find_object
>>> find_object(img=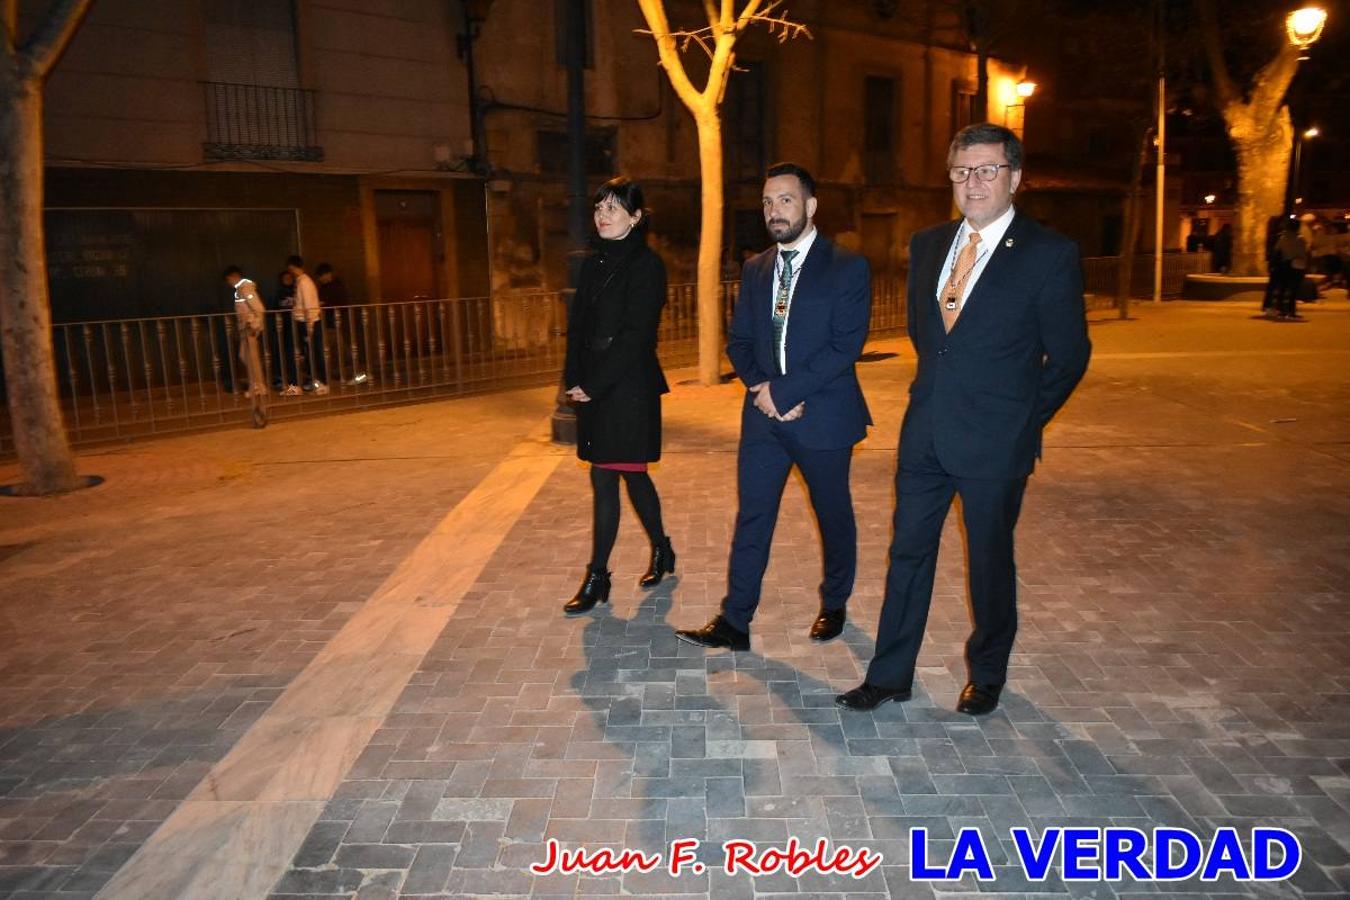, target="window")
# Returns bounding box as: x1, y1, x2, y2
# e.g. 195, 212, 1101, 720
864, 76, 897, 184
537, 129, 616, 176
725, 62, 767, 180
951, 80, 978, 132
554, 0, 595, 68
204, 0, 301, 88
202, 0, 317, 160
